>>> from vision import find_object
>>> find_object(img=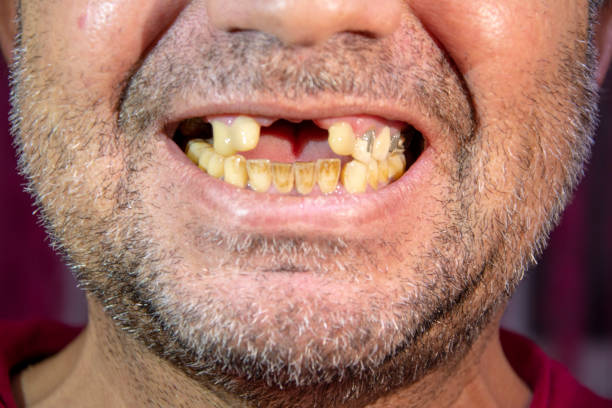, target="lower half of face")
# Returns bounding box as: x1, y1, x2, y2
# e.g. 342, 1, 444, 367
12, 0, 598, 404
